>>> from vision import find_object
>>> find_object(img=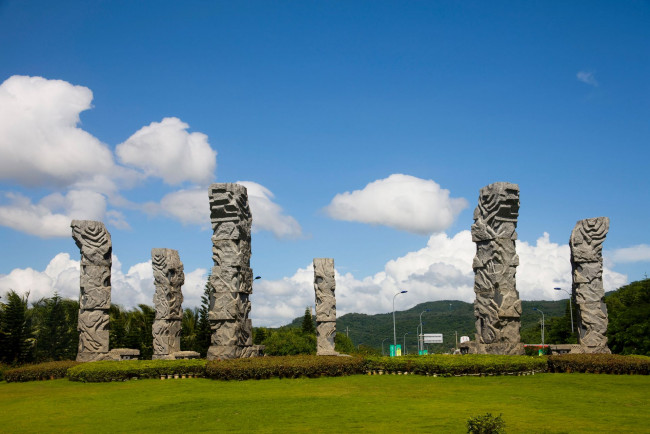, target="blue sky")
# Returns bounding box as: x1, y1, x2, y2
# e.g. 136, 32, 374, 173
1, 1, 648, 326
